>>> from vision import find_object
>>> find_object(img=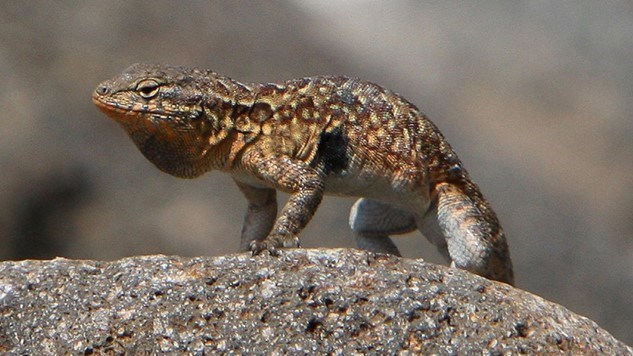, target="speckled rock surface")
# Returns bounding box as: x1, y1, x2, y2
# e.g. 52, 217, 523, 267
0, 249, 630, 354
